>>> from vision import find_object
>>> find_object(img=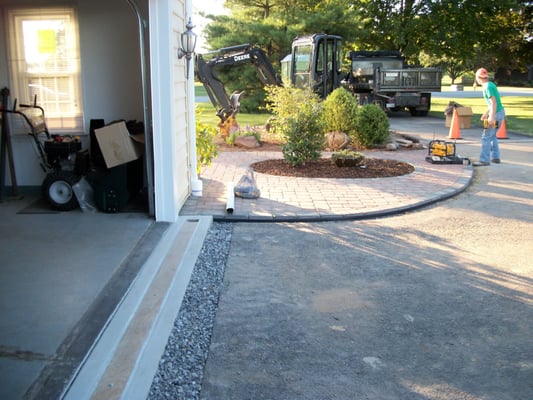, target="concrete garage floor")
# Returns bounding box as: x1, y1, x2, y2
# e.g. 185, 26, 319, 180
0, 199, 161, 399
